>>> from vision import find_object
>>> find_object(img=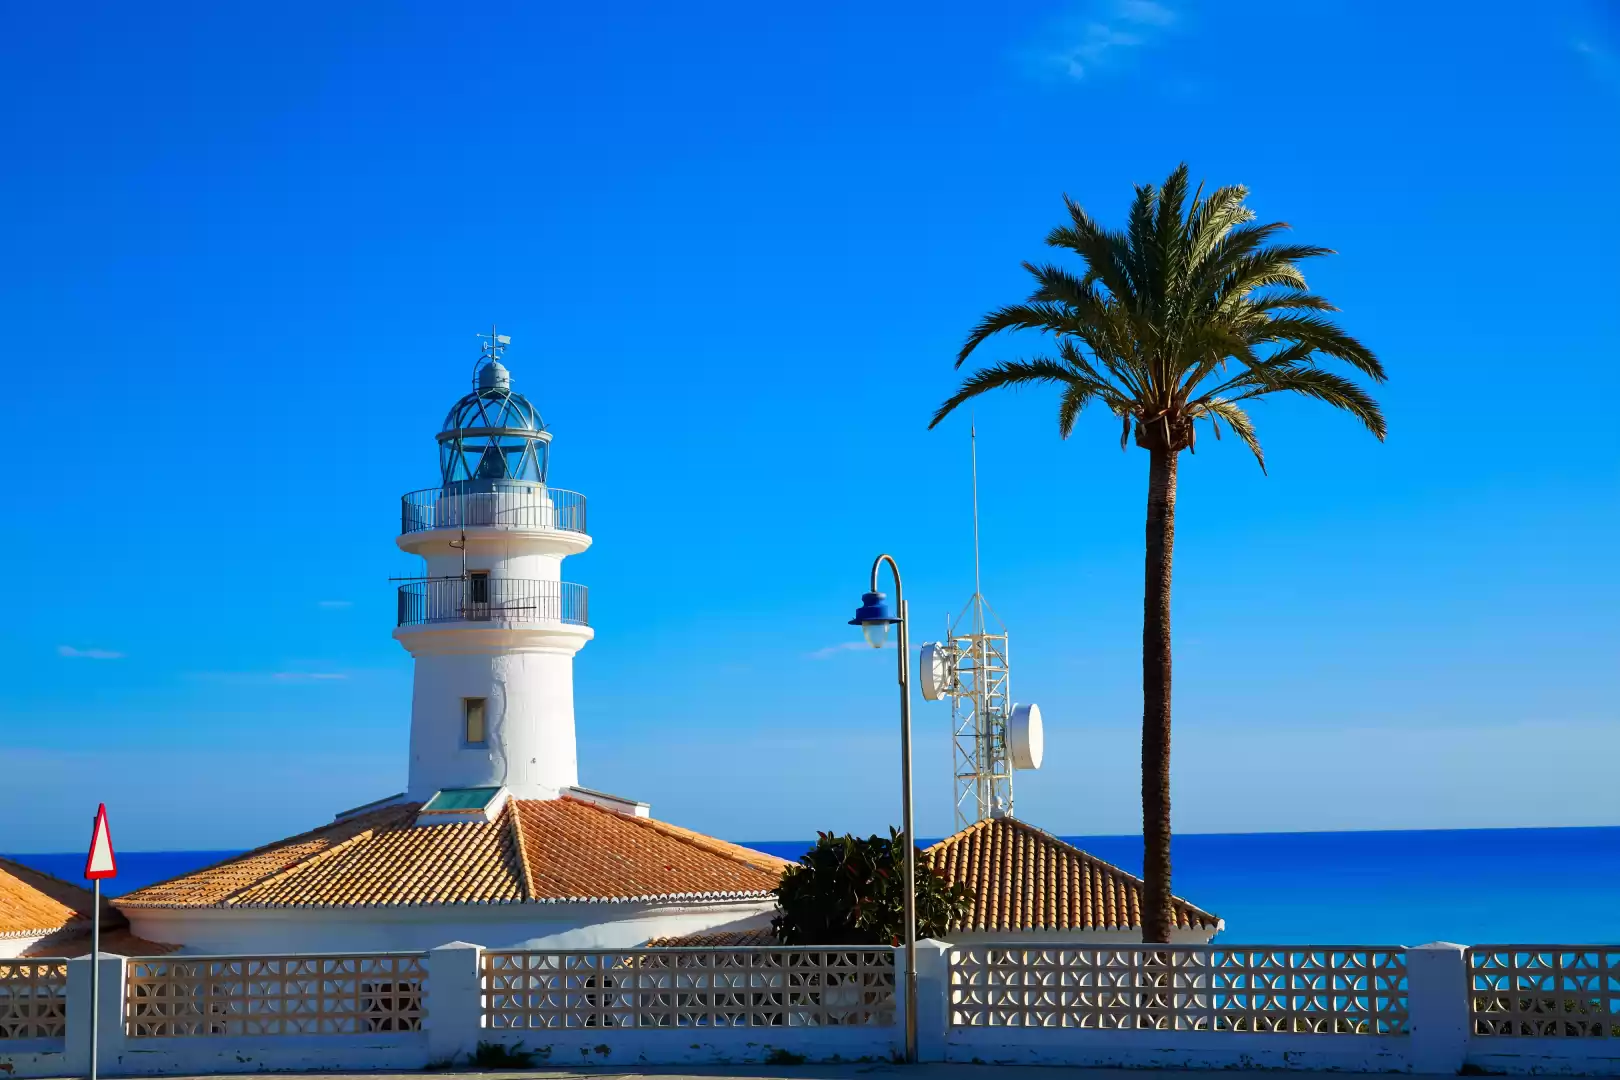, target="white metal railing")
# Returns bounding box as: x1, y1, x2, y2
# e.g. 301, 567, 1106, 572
482, 948, 897, 1029
396, 577, 588, 628
125, 953, 426, 1037
1468, 946, 1620, 1038
401, 486, 586, 535
949, 946, 1408, 1034
0, 959, 68, 1040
